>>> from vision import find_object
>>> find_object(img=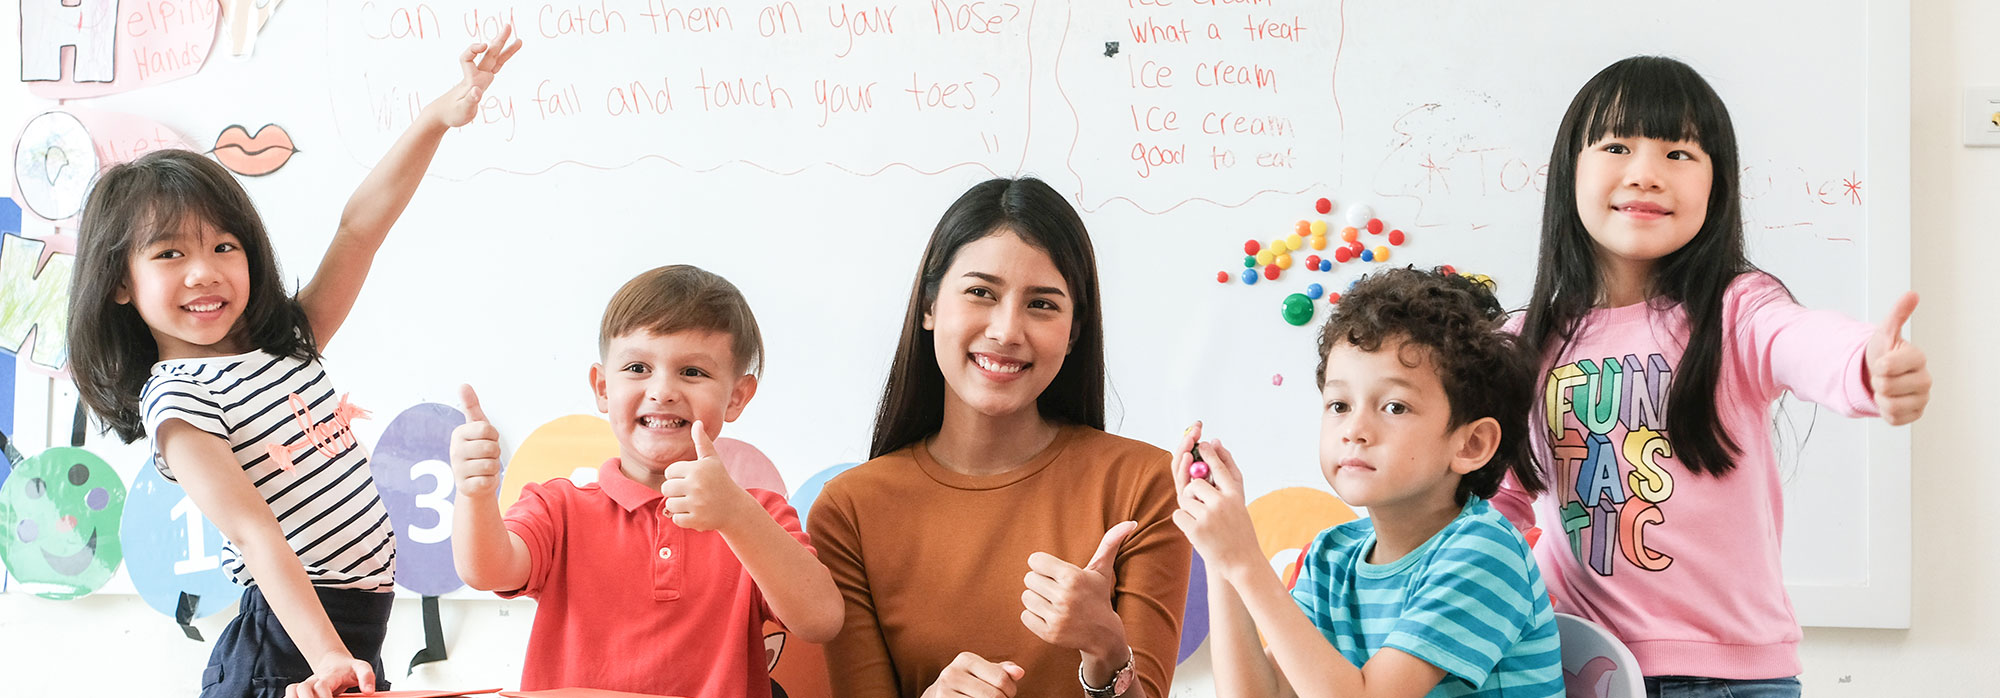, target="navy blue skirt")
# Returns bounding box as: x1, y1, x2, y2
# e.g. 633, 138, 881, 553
200, 585, 393, 698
